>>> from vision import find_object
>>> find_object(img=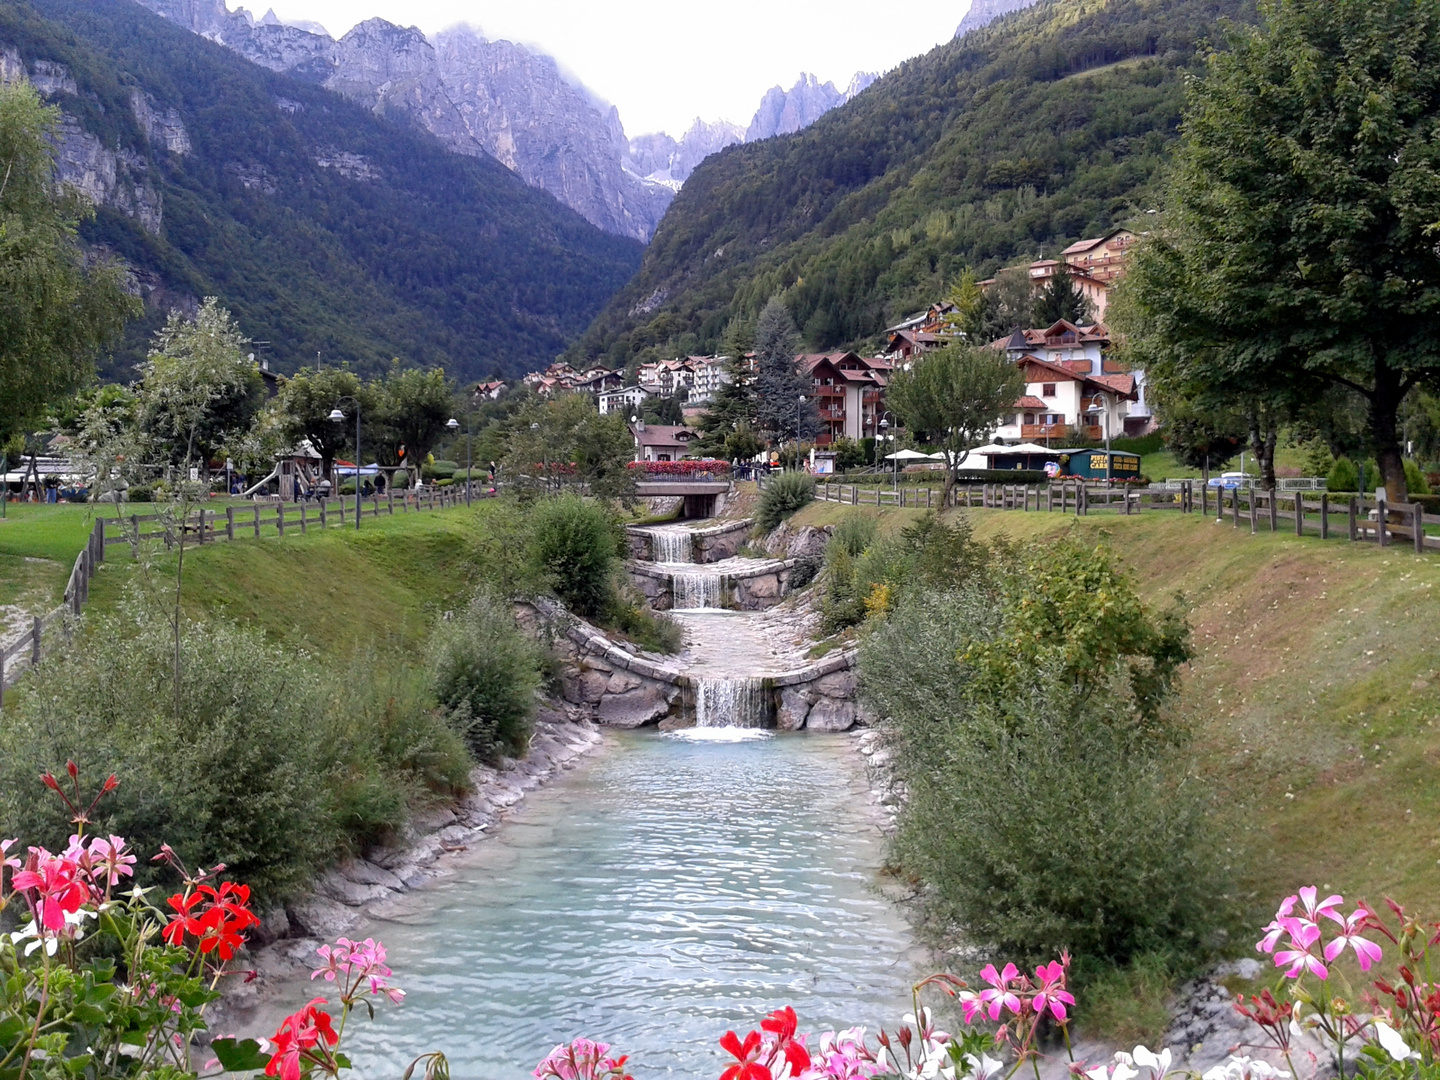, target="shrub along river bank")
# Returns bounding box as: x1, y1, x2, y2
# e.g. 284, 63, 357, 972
772, 495, 1440, 1042
0, 494, 671, 910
